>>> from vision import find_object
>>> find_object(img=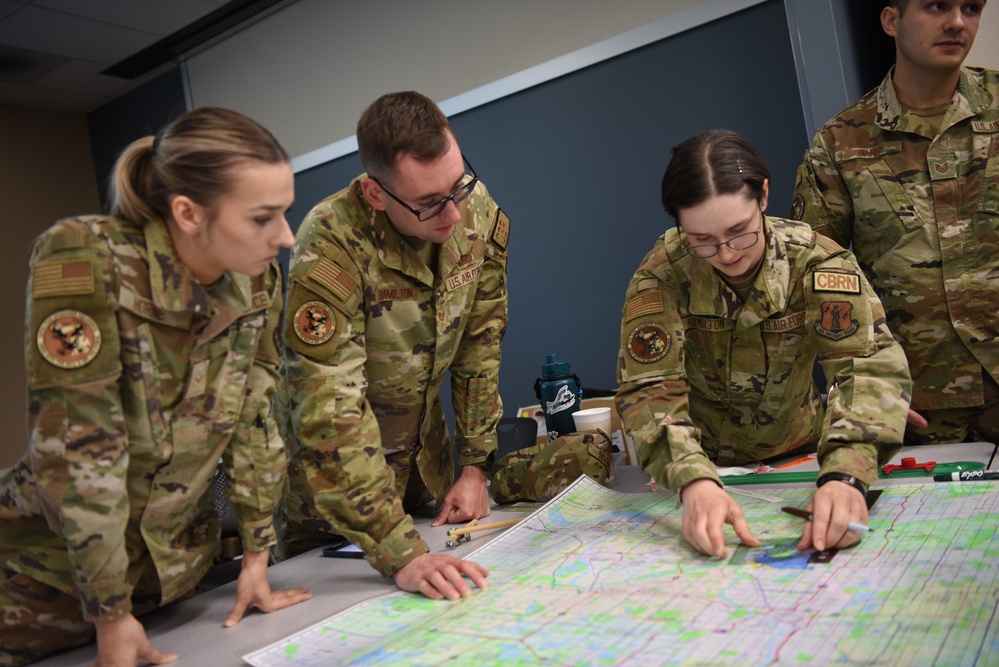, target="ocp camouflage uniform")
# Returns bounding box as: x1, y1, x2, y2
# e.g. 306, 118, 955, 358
276, 175, 509, 577
0, 216, 286, 665
790, 66, 999, 443
615, 217, 911, 494
489, 430, 614, 504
